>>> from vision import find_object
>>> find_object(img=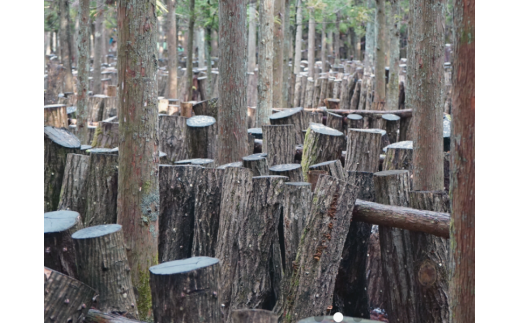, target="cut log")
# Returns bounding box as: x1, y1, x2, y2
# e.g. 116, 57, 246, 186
382, 141, 414, 172
331, 108, 412, 118
187, 115, 217, 159
243, 153, 269, 176
158, 115, 188, 164
306, 111, 323, 126
231, 310, 277, 323
303, 78, 314, 109
283, 181, 312, 274
248, 127, 263, 139
198, 76, 208, 100
44, 210, 83, 278
399, 116, 413, 141
358, 77, 368, 111
217, 162, 243, 169
333, 79, 342, 99
316, 77, 327, 107
333, 171, 374, 318
262, 125, 296, 166
248, 106, 257, 129
44, 104, 68, 128
366, 225, 383, 310
382, 114, 401, 144
88, 95, 109, 122
231, 176, 288, 311
300, 76, 308, 107
216, 167, 254, 320
84, 152, 118, 226
180, 101, 194, 117
159, 165, 202, 262
339, 76, 350, 109
344, 129, 382, 173
149, 257, 220, 323
301, 123, 346, 181
409, 191, 450, 322
324, 98, 340, 110
326, 112, 344, 134
45, 127, 82, 211
306, 170, 328, 192
192, 168, 225, 257
158, 98, 169, 114
279, 175, 360, 322
91, 121, 119, 149
350, 80, 362, 110
270, 107, 306, 144
193, 98, 219, 121
44, 267, 96, 323
269, 164, 304, 182
346, 113, 363, 130
174, 158, 216, 168
309, 160, 344, 181
72, 224, 138, 318
85, 309, 145, 323
374, 170, 416, 323
58, 153, 90, 216
293, 76, 302, 108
